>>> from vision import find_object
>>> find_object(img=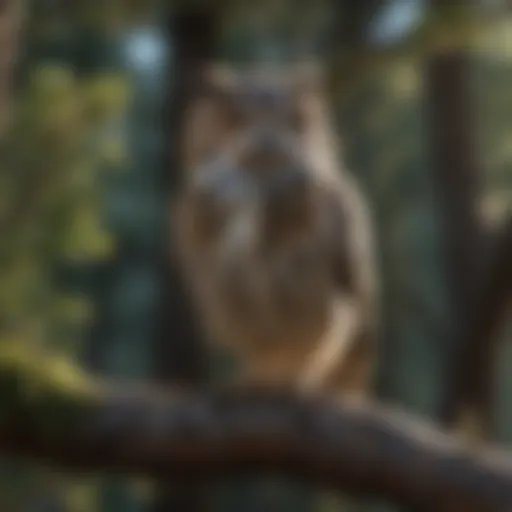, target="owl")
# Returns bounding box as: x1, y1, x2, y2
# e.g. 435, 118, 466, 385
173, 61, 379, 401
